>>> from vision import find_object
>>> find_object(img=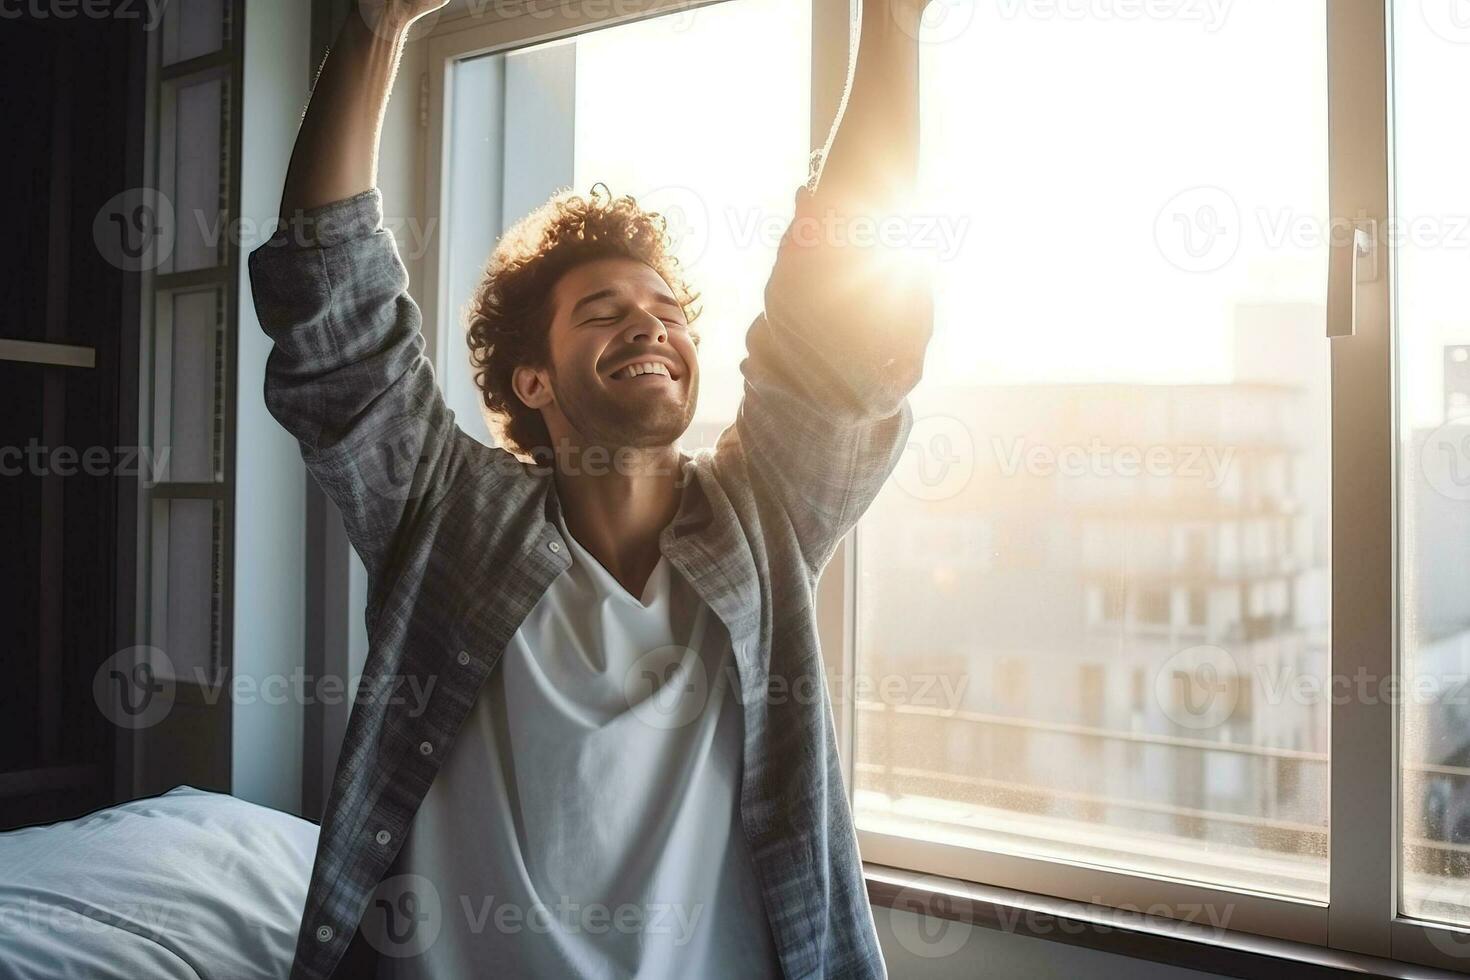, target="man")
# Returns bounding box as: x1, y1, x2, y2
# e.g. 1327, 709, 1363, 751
250, 0, 934, 976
